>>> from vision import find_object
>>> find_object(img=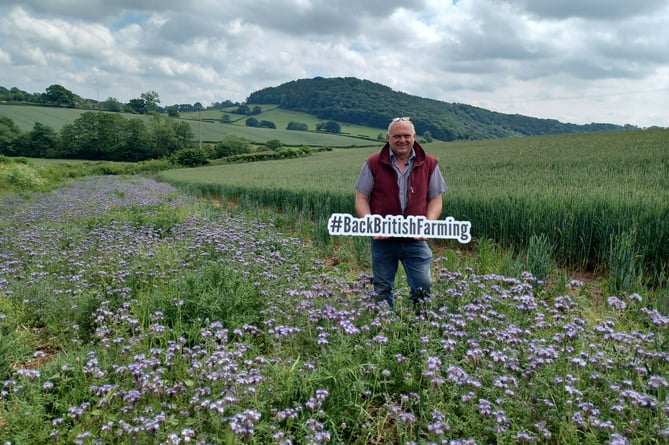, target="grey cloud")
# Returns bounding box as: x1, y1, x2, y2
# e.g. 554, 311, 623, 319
8, 0, 186, 22
155, 13, 214, 46
219, 0, 427, 36
507, 0, 669, 20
